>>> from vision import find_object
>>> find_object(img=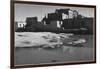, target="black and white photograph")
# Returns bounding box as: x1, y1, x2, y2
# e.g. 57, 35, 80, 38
11, 1, 96, 68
